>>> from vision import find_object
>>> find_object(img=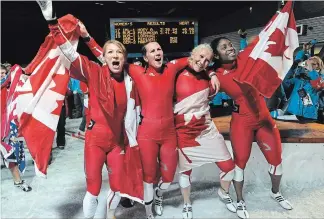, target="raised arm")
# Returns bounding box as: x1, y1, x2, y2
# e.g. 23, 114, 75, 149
168, 57, 189, 72
78, 21, 105, 64
37, 0, 97, 82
